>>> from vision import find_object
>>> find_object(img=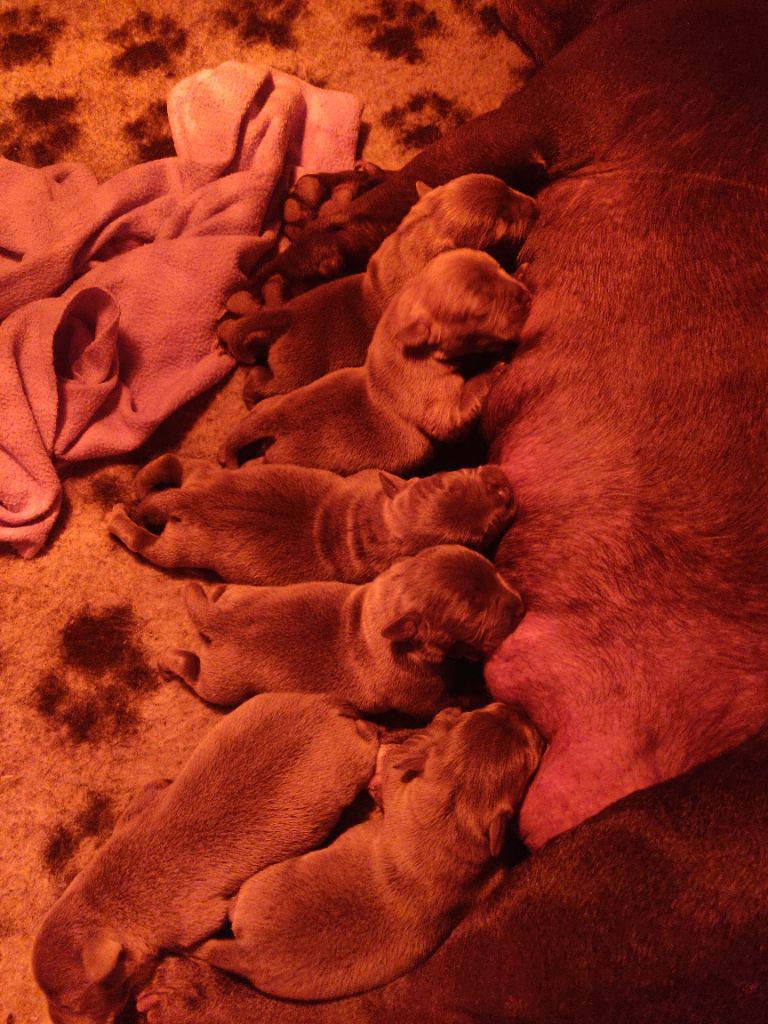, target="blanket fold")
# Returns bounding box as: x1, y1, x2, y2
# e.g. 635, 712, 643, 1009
0, 62, 362, 557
